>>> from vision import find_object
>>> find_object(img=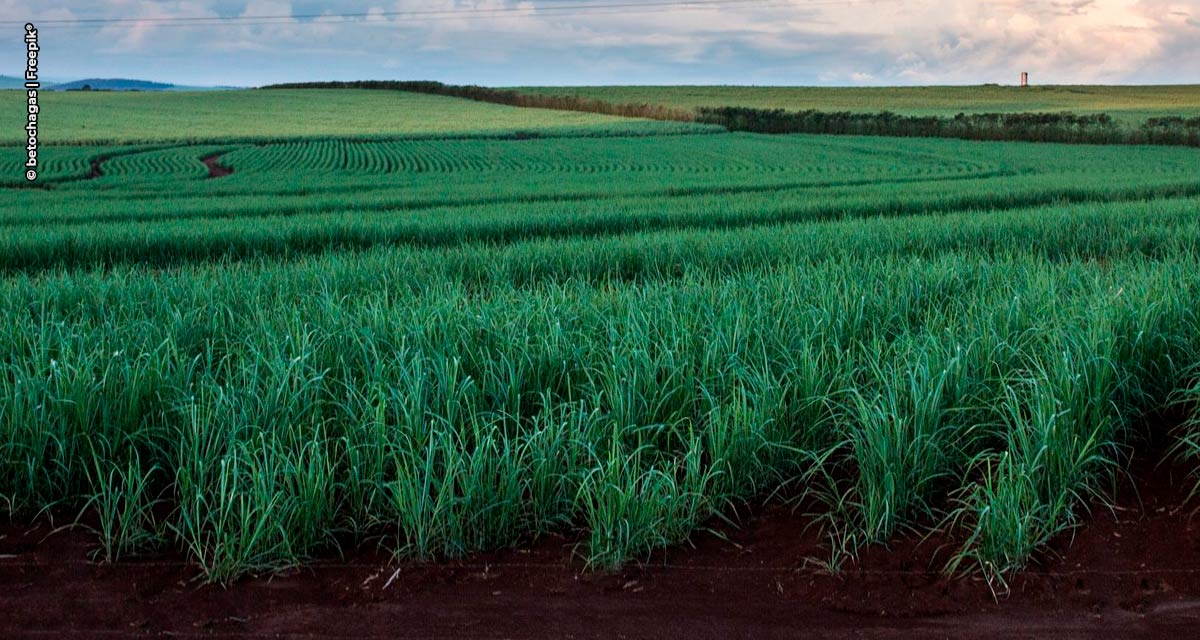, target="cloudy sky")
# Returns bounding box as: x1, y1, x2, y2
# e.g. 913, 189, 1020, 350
6, 1, 1199, 86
